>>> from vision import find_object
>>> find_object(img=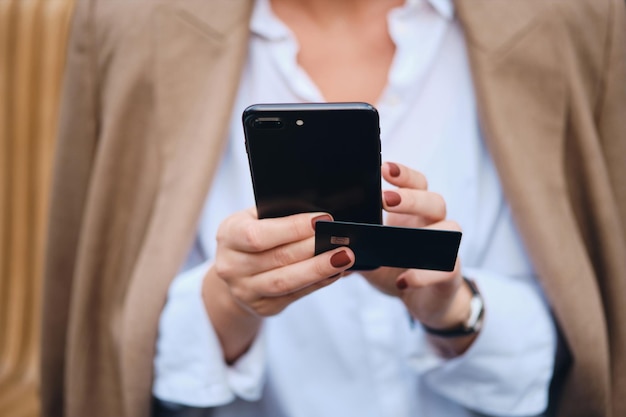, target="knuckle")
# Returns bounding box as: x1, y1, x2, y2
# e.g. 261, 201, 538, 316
313, 256, 330, 277
242, 223, 264, 251
253, 300, 284, 317
269, 276, 290, 295
214, 259, 233, 279
229, 284, 249, 304
215, 223, 228, 245
290, 214, 312, 239
230, 285, 247, 301
272, 245, 295, 267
